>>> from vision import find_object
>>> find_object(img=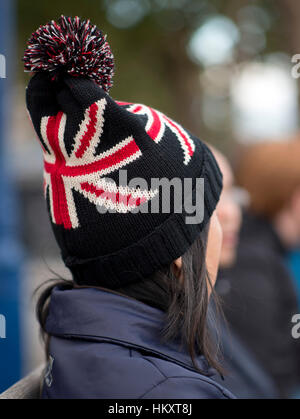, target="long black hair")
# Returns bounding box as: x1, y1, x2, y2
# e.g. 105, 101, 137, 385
35, 221, 223, 375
